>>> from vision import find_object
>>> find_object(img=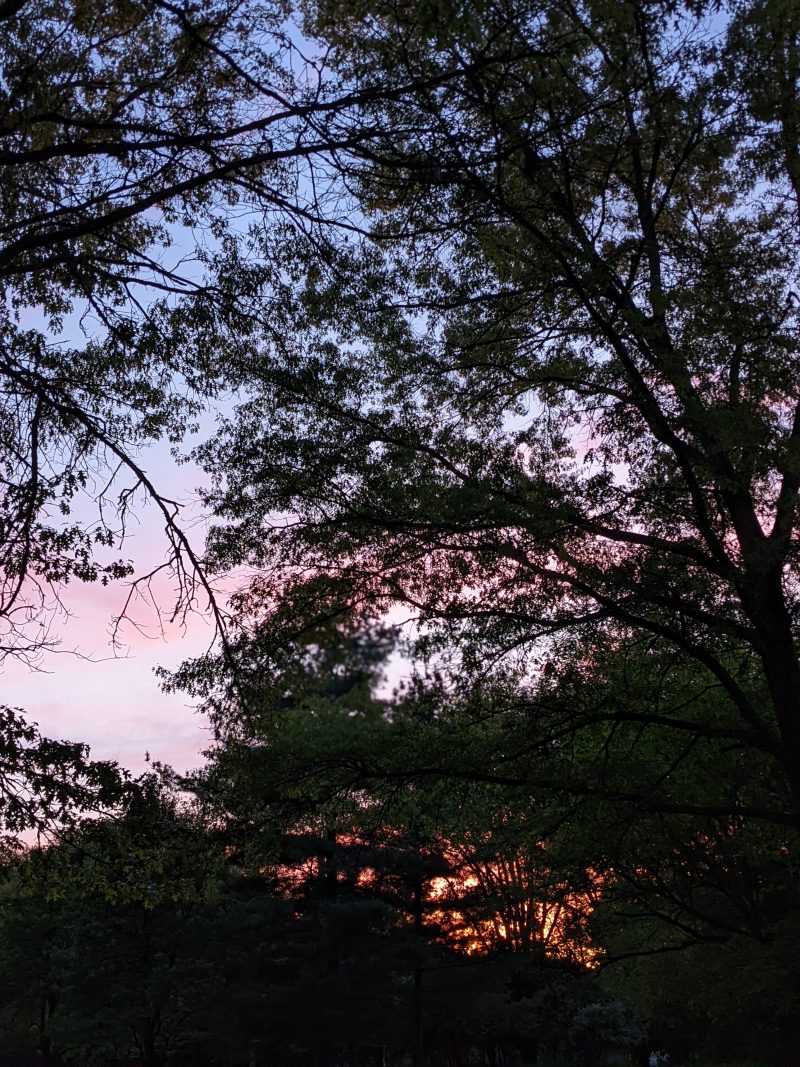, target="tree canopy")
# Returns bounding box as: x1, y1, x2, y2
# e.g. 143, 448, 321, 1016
2, 0, 800, 1063
176, 0, 800, 826
172, 1, 800, 1056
